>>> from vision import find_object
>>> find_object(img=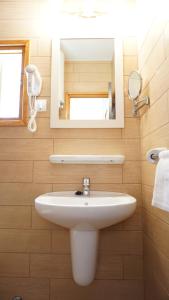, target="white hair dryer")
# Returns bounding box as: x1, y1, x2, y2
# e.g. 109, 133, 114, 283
25, 64, 42, 132
25, 64, 42, 97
